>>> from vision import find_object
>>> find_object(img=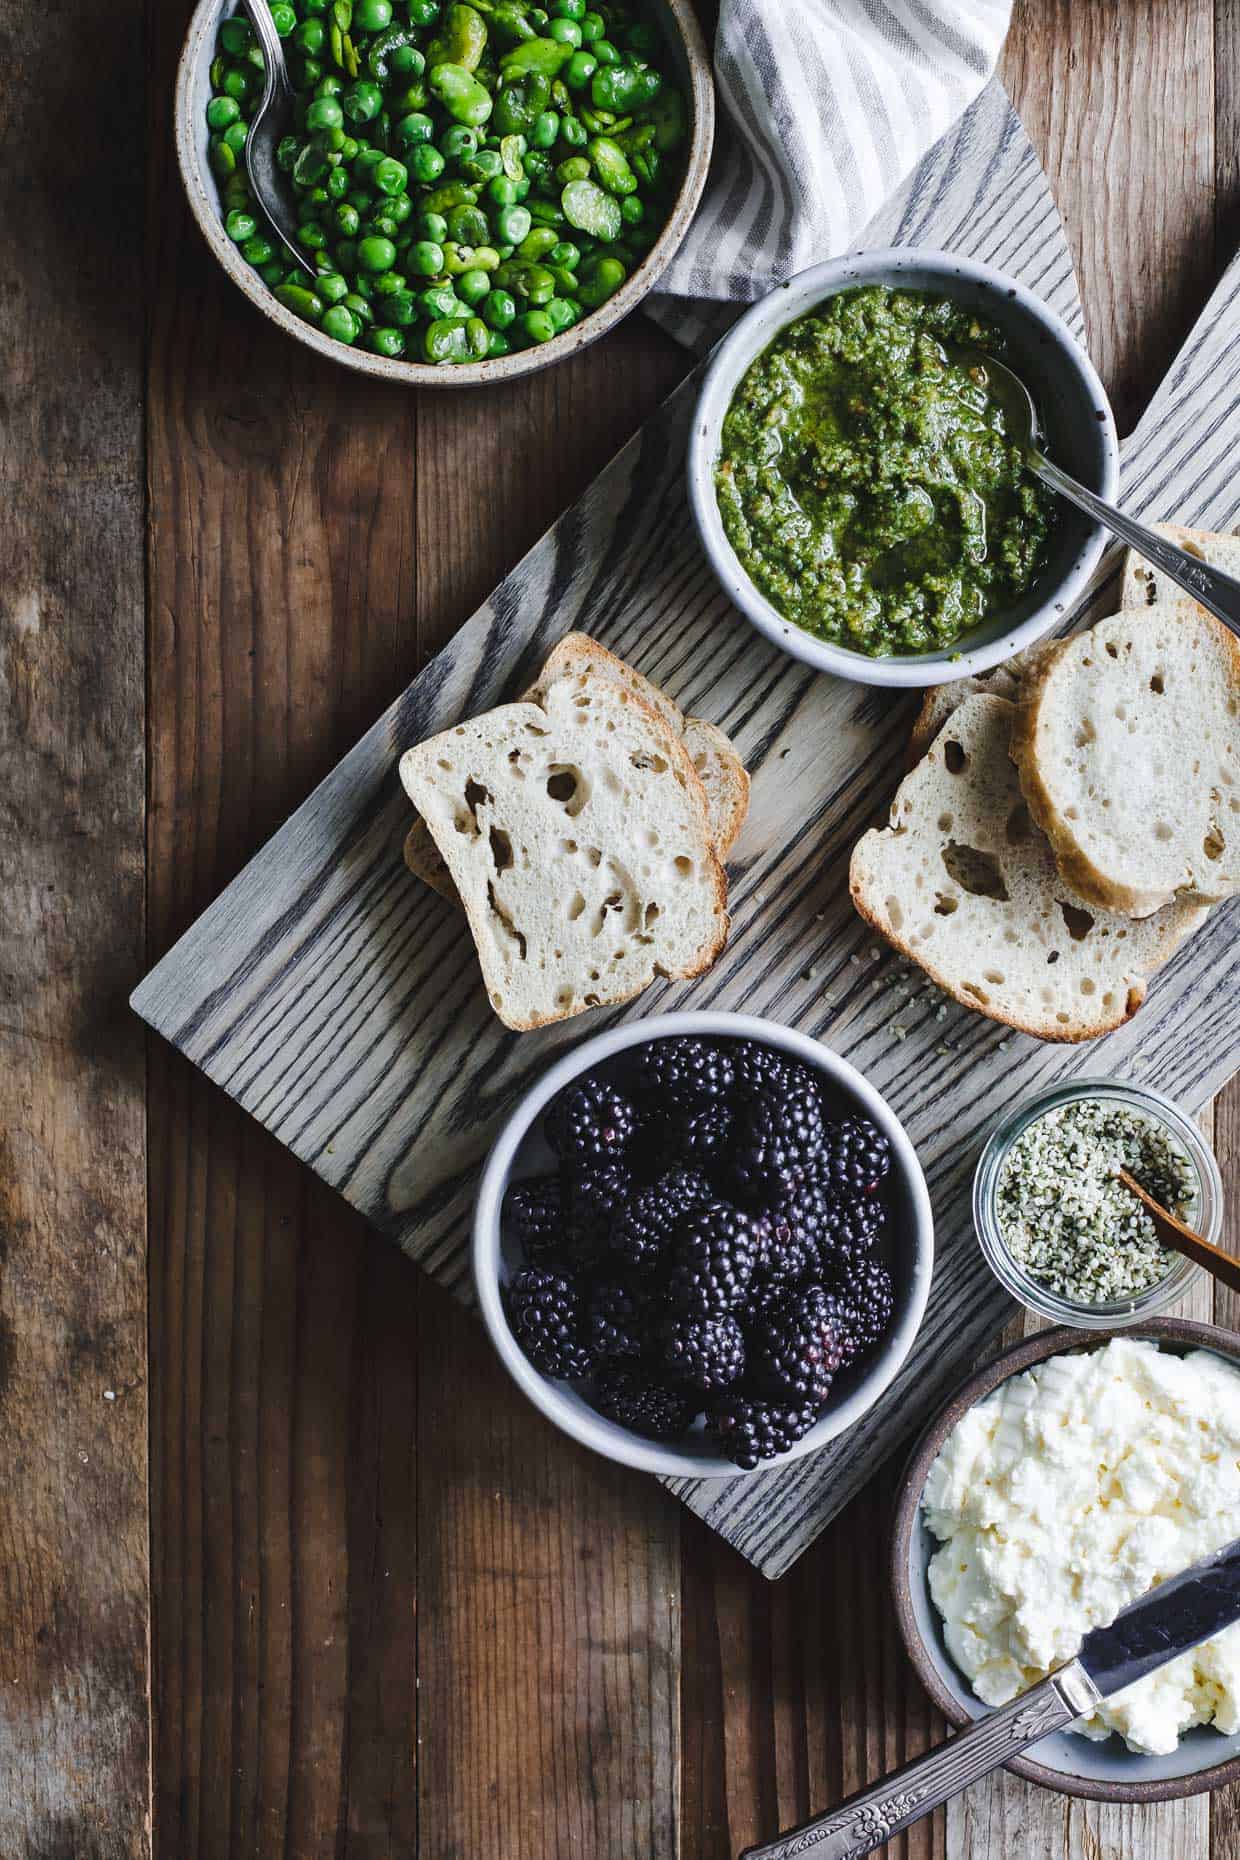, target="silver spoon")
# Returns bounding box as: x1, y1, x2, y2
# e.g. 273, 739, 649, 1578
963, 350, 1240, 638
238, 0, 315, 277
